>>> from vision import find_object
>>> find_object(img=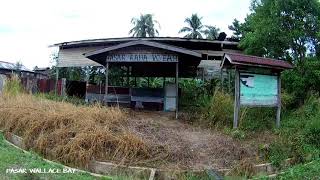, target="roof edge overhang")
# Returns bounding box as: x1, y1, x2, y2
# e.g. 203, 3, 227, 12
84, 40, 202, 59
220, 53, 294, 71
49, 37, 239, 48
